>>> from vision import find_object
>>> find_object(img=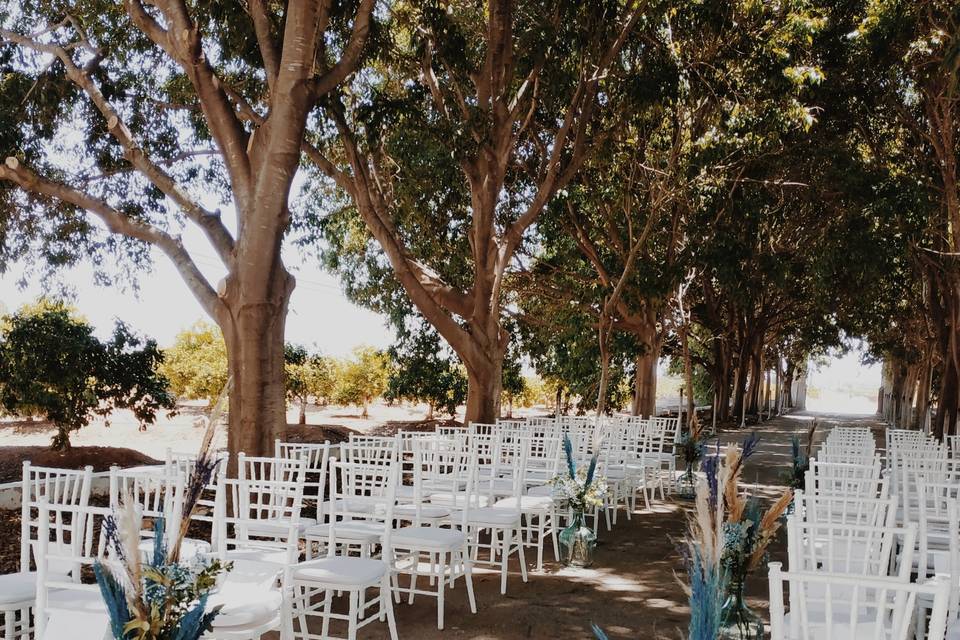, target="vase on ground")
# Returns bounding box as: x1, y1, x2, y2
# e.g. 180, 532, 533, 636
677, 460, 697, 499
559, 511, 596, 568
718, 573, 764, 639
